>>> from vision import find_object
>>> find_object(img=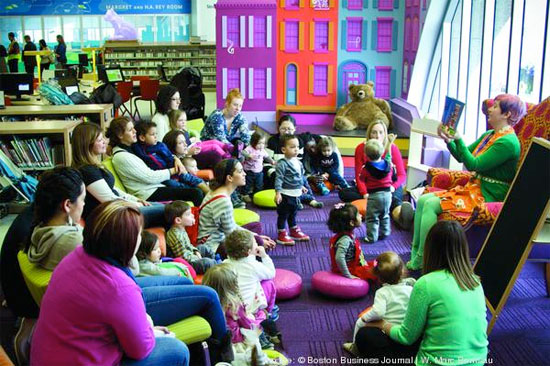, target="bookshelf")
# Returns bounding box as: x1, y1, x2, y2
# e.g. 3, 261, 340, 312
102, 41, 216, 89
0, 121, 82, 169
